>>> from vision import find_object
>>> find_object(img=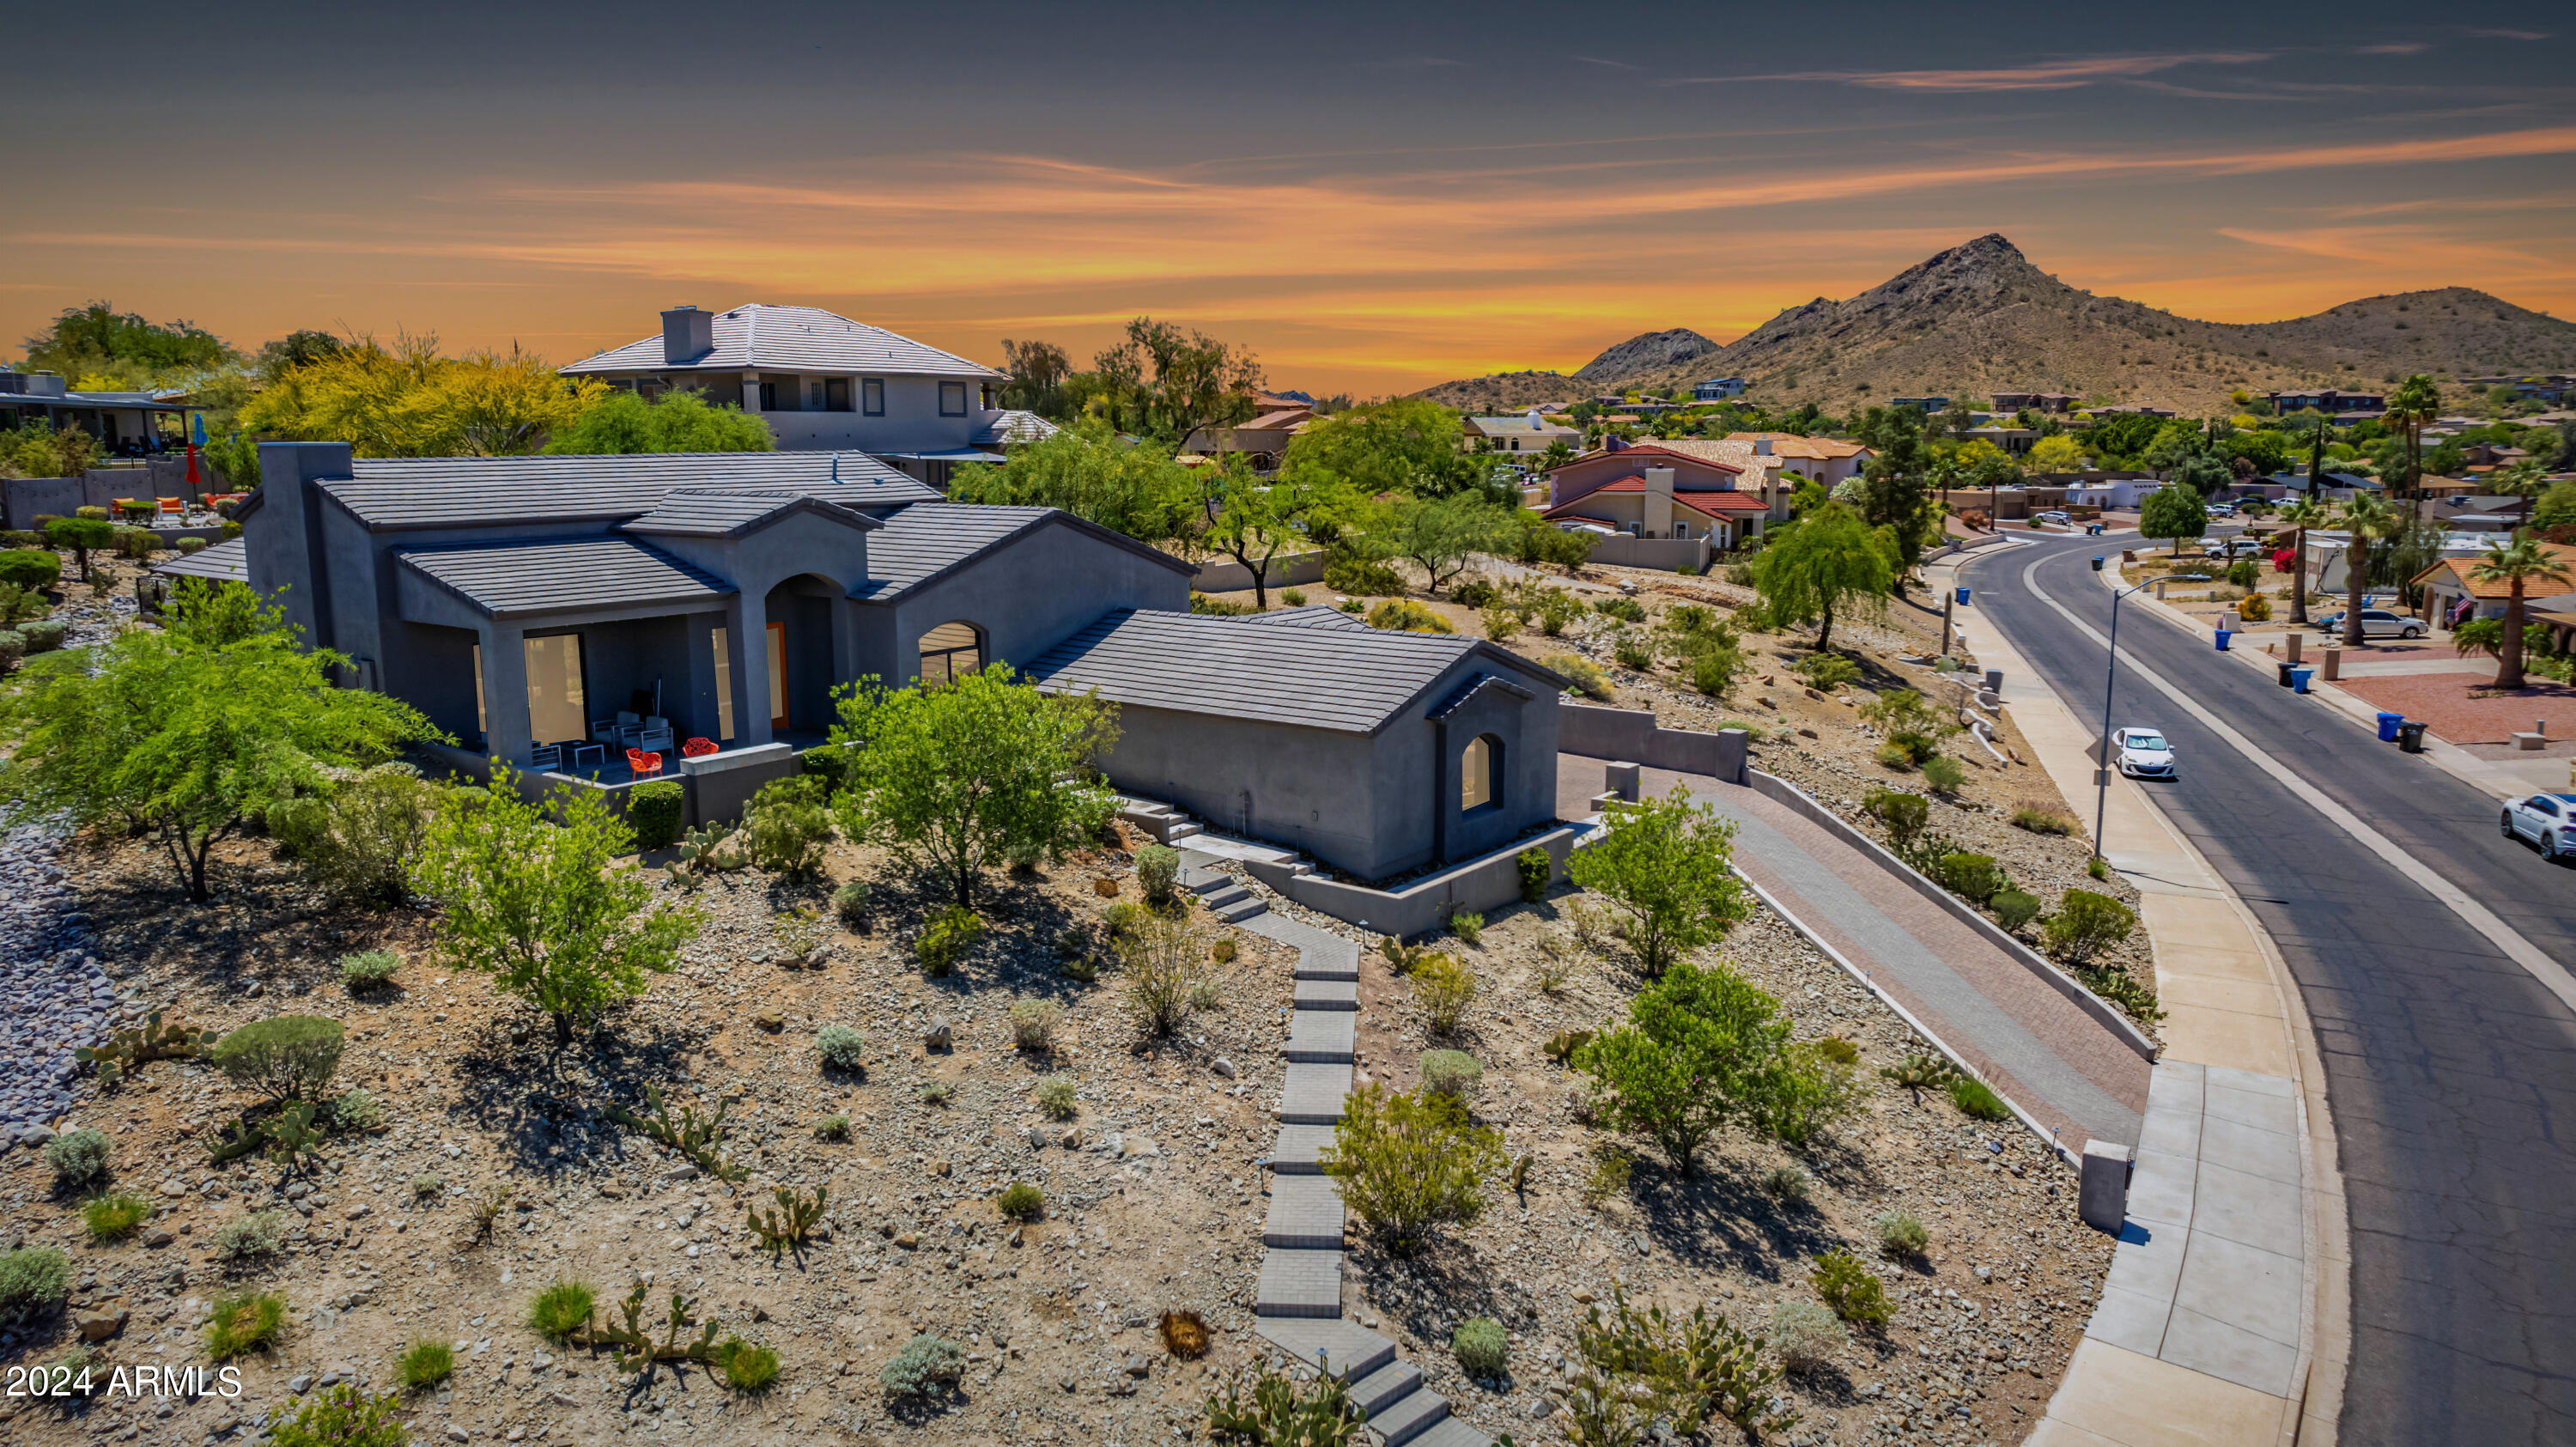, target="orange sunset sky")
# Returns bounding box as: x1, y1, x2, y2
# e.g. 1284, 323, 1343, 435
5, 2, 2573, 397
